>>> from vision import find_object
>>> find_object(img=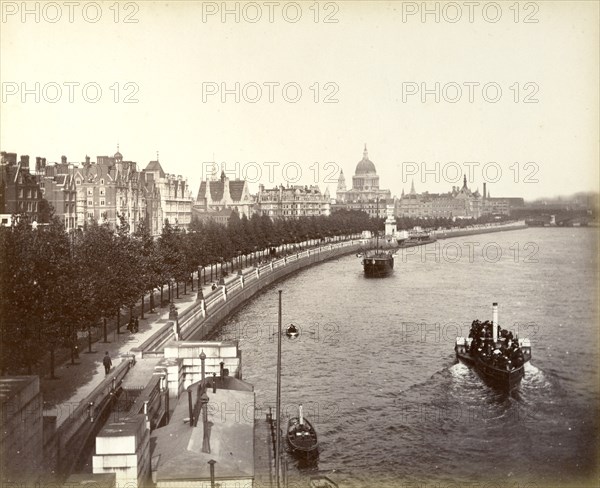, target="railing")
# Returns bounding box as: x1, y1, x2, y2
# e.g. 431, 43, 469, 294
43, 355, 135, 475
